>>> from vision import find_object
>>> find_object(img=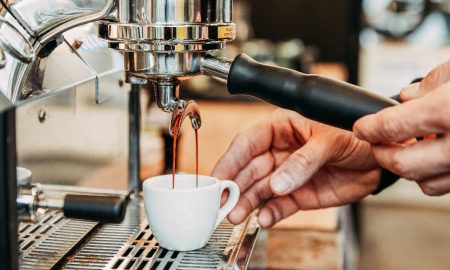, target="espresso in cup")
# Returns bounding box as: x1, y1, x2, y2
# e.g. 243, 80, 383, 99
143, 174, 240, 251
